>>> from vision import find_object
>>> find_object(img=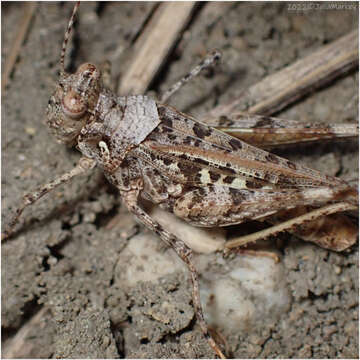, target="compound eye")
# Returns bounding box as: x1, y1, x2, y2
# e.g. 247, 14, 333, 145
62, 90, 87, 119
